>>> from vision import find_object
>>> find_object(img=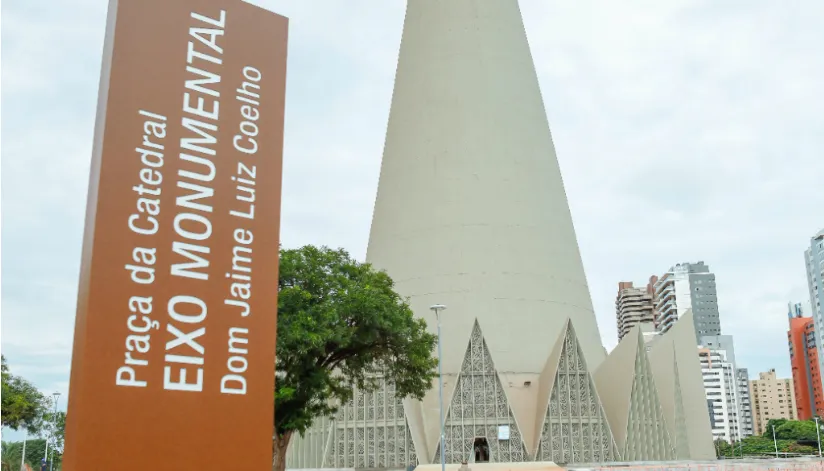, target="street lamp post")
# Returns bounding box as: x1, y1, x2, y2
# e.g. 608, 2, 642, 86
816, 417, 822, 458
772, 424, 778, 458
44, 392, 60, 470
21, 431, 27, 471
430, 304, 447, 471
